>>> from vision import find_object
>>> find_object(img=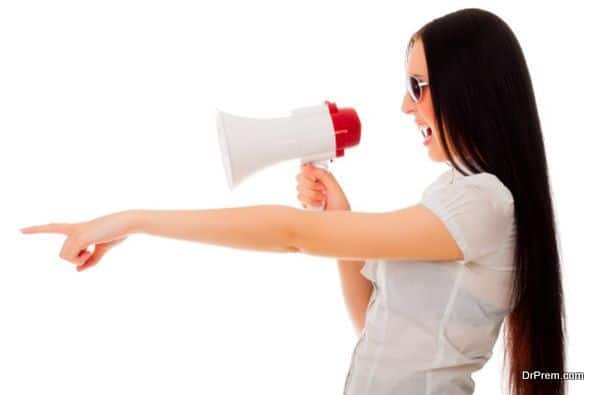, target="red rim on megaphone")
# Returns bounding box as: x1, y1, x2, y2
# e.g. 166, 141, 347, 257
325, 101, 361, 158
